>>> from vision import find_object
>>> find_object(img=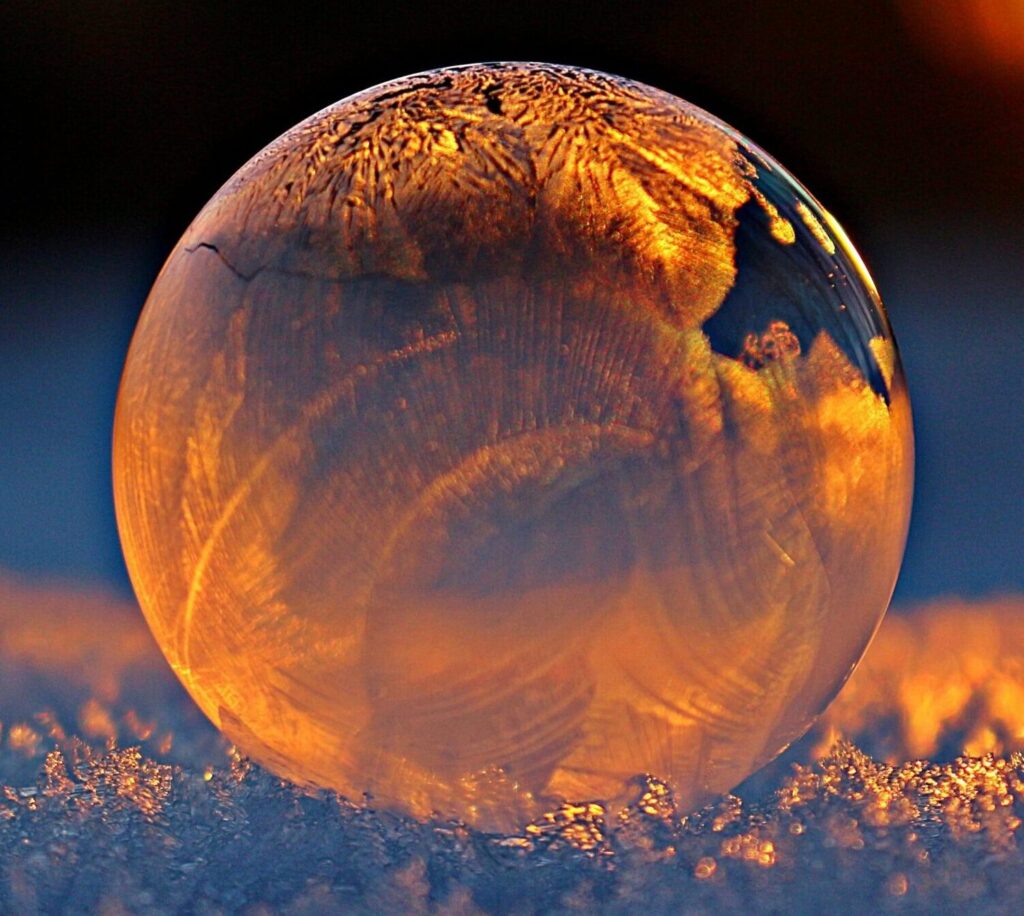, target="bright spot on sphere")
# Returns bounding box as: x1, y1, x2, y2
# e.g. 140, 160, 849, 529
113, 63, 913, 831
